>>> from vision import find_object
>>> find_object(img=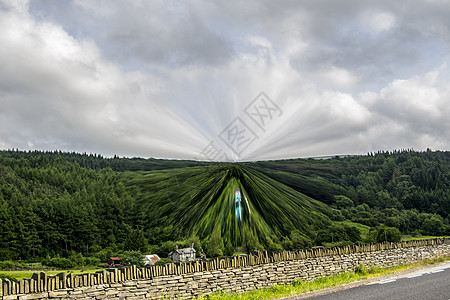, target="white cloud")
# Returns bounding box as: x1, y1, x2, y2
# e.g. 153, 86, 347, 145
376, 64, 448, 122
380, 79, 441, 118
1, 0, 450, 160
0, 1, 210, 158
0, 0, 29, 14
323, 91, 370, 125
360, 65, 450, 153
365, 11, 396, 32
317, 67, 360, 90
